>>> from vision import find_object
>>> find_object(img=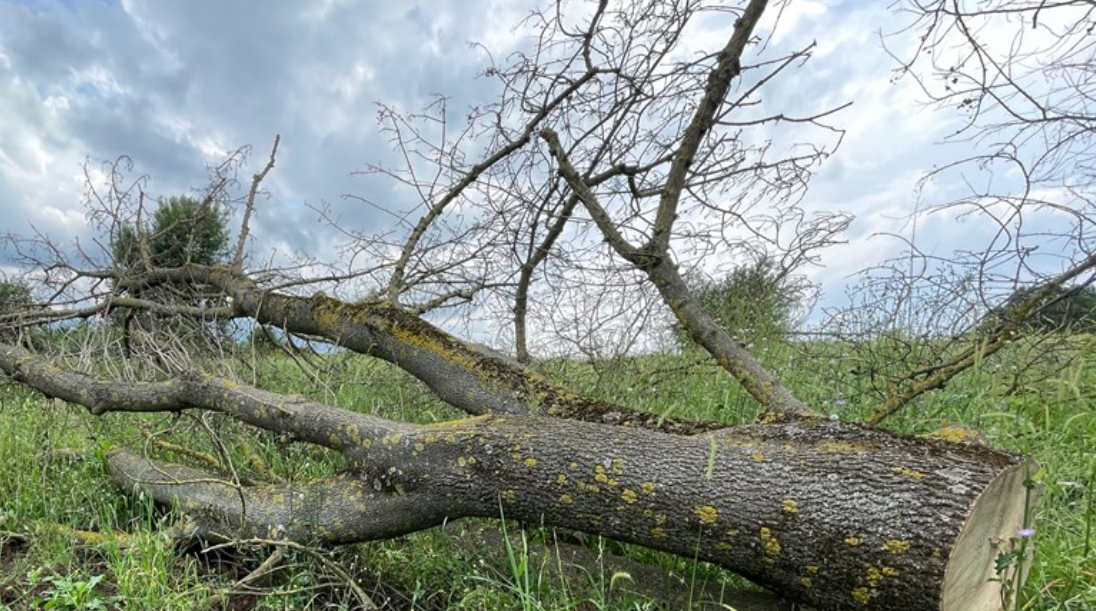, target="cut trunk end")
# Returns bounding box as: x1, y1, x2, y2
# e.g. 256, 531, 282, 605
942, 459, 1041, 611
